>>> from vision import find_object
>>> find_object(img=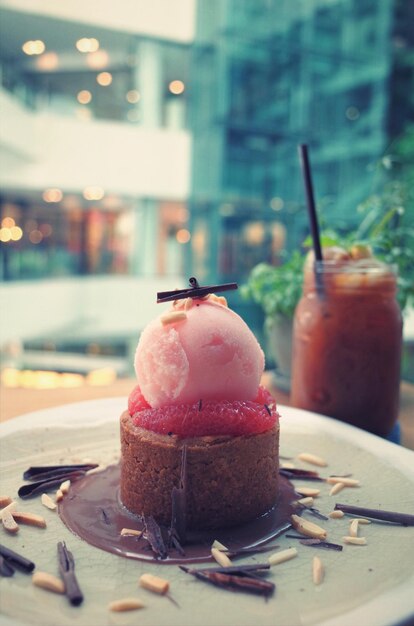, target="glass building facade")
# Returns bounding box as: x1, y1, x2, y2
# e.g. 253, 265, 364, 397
188, 0, 414, 285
